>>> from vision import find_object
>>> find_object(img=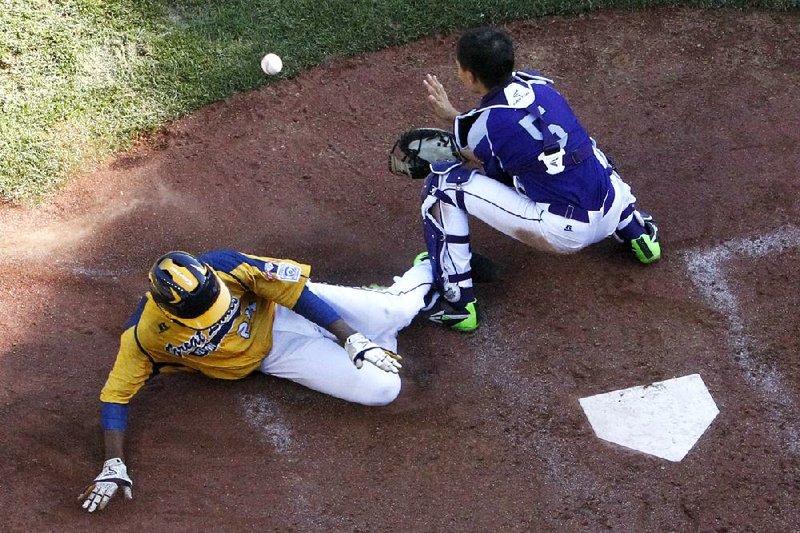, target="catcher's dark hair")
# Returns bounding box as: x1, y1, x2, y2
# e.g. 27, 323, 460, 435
456, 26, 514, 90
